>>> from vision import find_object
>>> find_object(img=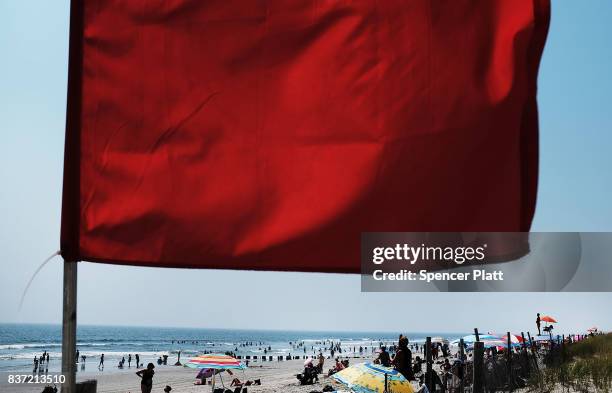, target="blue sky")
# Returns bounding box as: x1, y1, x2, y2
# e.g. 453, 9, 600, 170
0, 1, 611, 334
